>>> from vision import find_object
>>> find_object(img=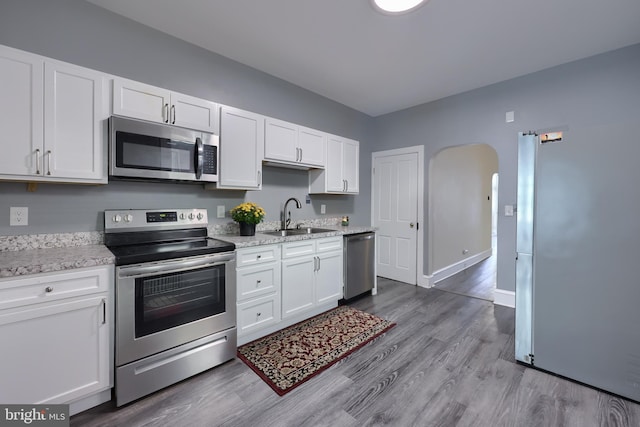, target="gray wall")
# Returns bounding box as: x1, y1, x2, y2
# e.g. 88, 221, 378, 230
371, 43, 640, 292
3, 0, 640, 296
0, 0, 373, 235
